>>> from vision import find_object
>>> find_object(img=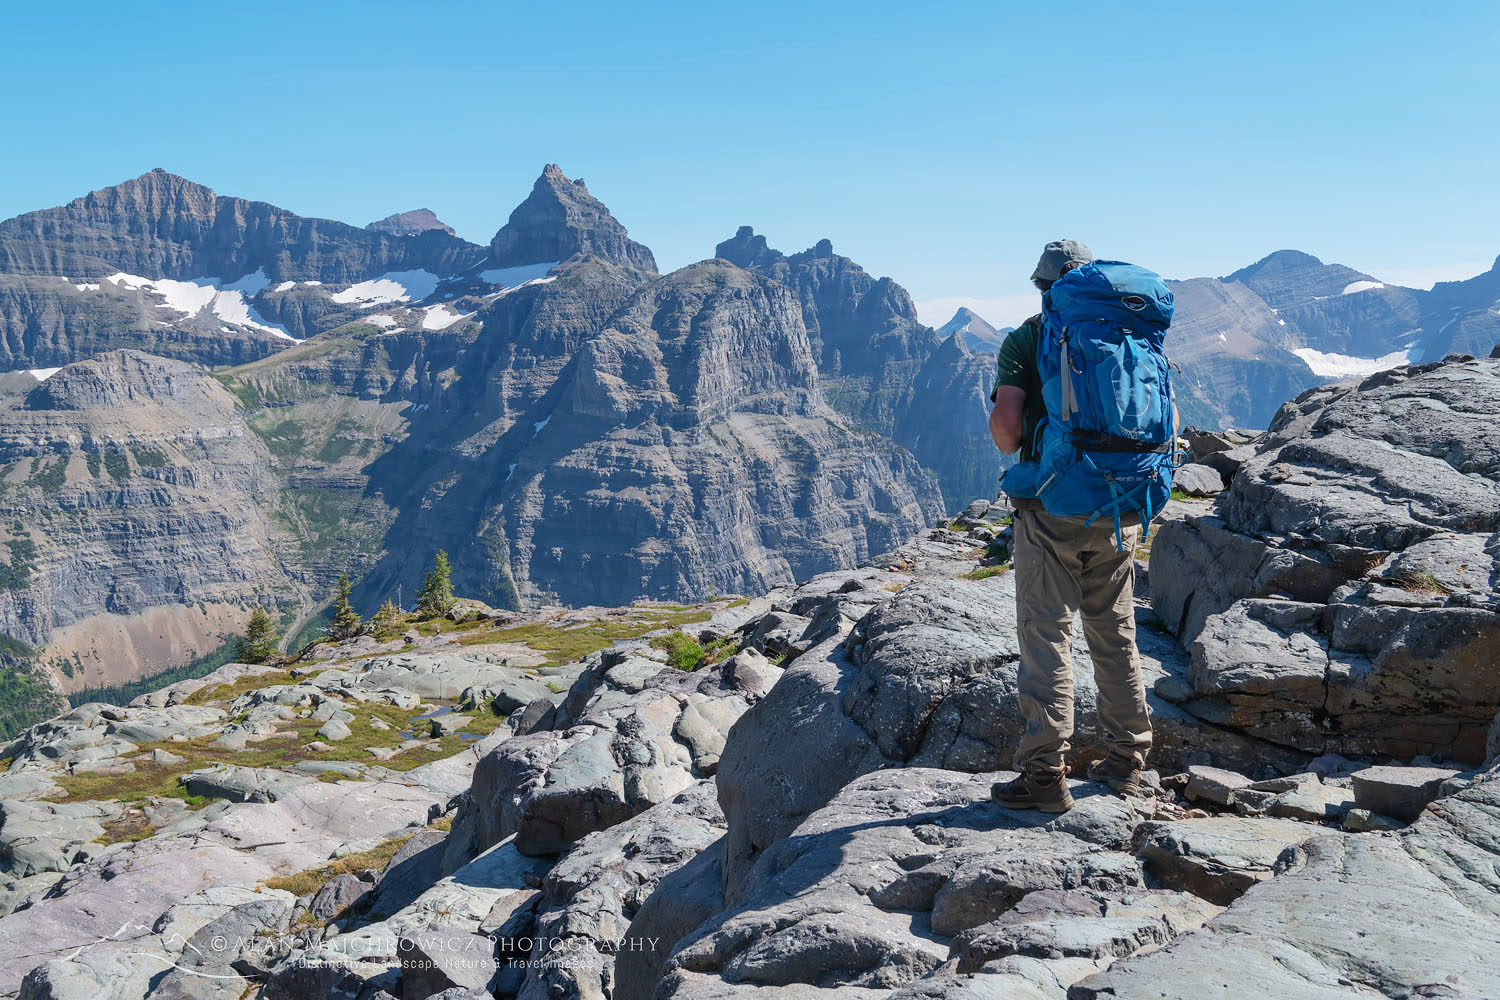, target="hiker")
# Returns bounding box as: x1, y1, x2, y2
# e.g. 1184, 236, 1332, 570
986, 240, 1177, 813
